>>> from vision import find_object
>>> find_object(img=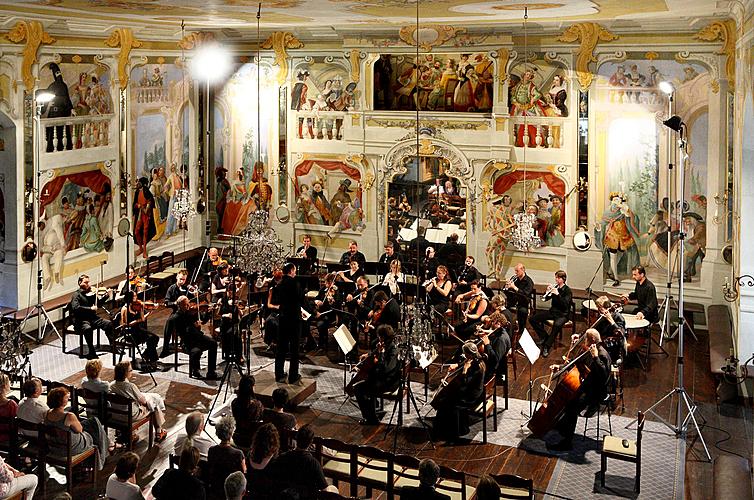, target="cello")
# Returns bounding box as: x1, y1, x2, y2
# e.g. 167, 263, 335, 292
345, 340, 383, 397
526, 334, 592, 438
